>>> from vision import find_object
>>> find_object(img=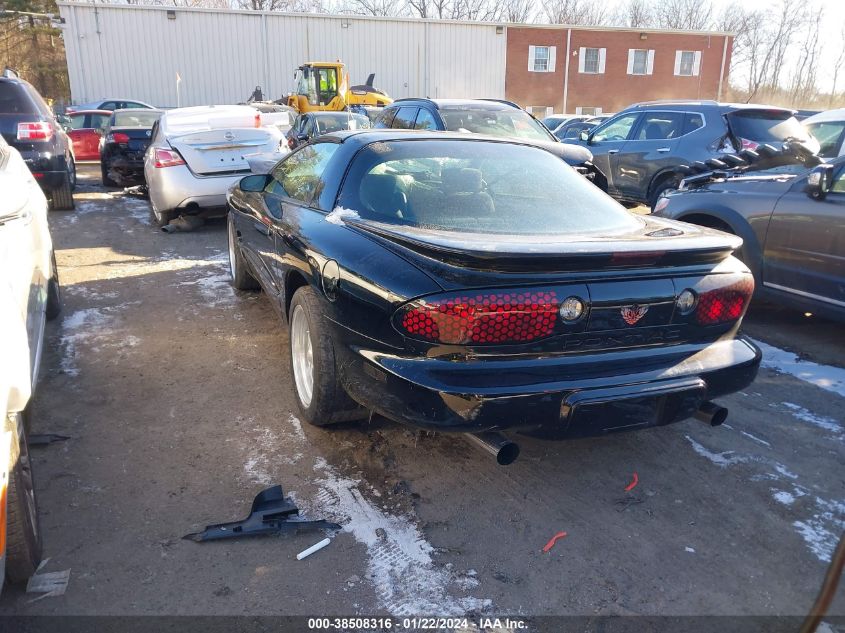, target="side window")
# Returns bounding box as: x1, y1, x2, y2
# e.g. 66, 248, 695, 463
392, 107, 418, 130
634, 112, 685, 140
592, 113, 640, 142
126, 102, 145, 109
374, 108, 397, 129
101, 101, 117, 111
683, 112, 705, 135
831, 165, 845, 194
414, 108, 438, 131
271, 142, 339, 205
